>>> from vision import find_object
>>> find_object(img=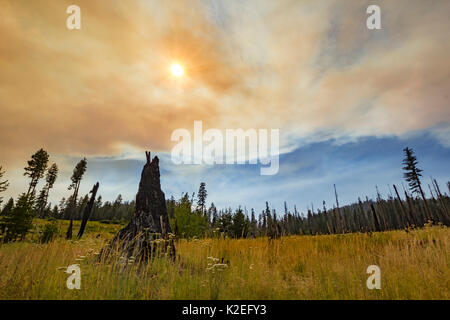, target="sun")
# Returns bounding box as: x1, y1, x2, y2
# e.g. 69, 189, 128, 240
171, 63, 184, 77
